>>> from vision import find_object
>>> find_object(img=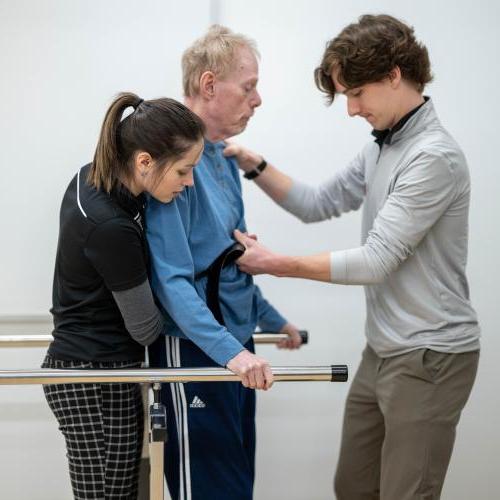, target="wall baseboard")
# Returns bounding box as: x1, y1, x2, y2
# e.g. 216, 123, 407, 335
0, 314, 51, 323
0, 314, 52, 334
